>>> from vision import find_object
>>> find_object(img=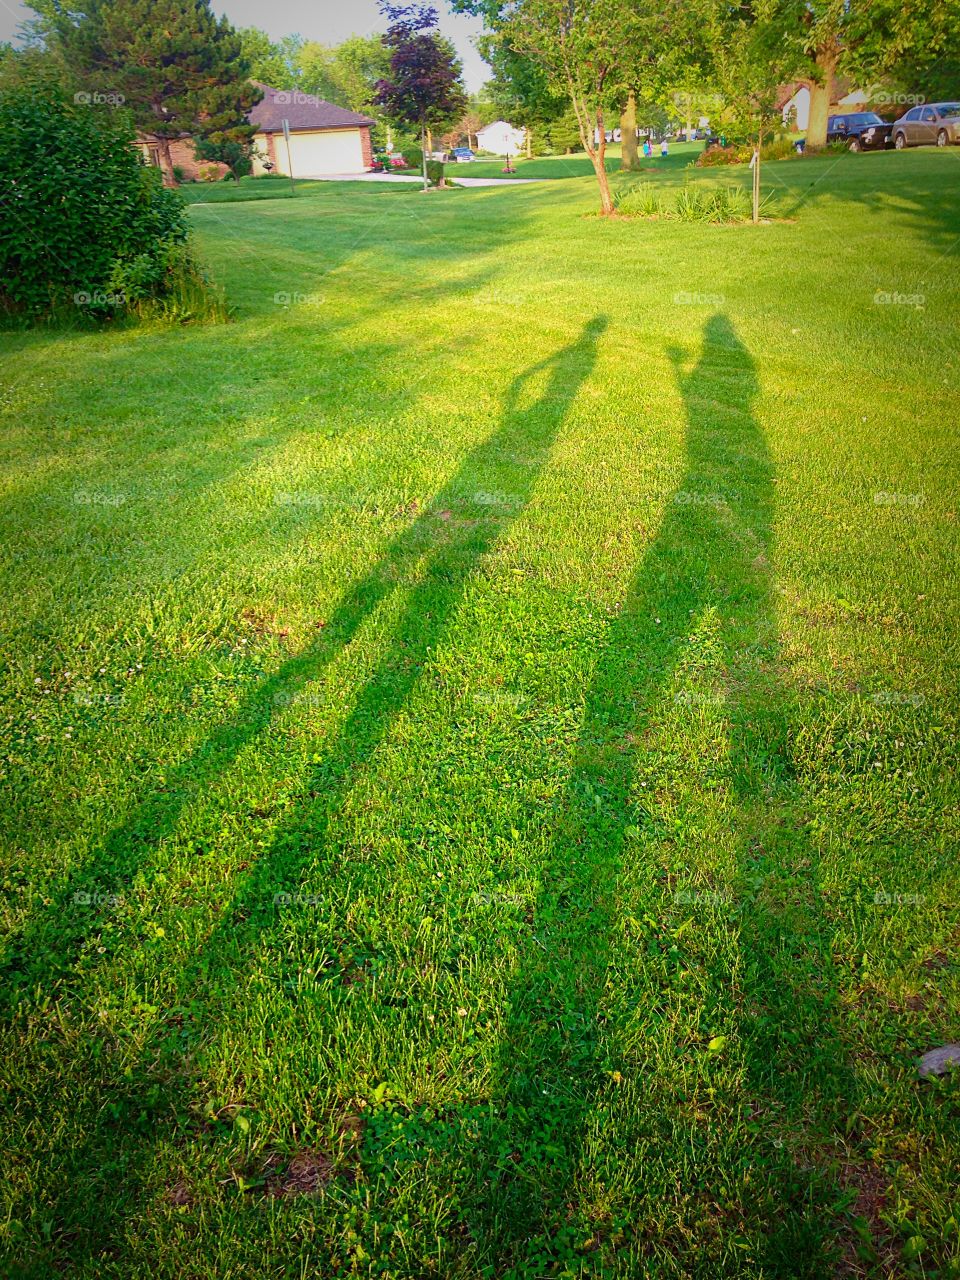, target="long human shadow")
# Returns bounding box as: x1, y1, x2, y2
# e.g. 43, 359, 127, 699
0, 316, 605, 1009
457, 315, 850, 1272
14, 318, 609, 1272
